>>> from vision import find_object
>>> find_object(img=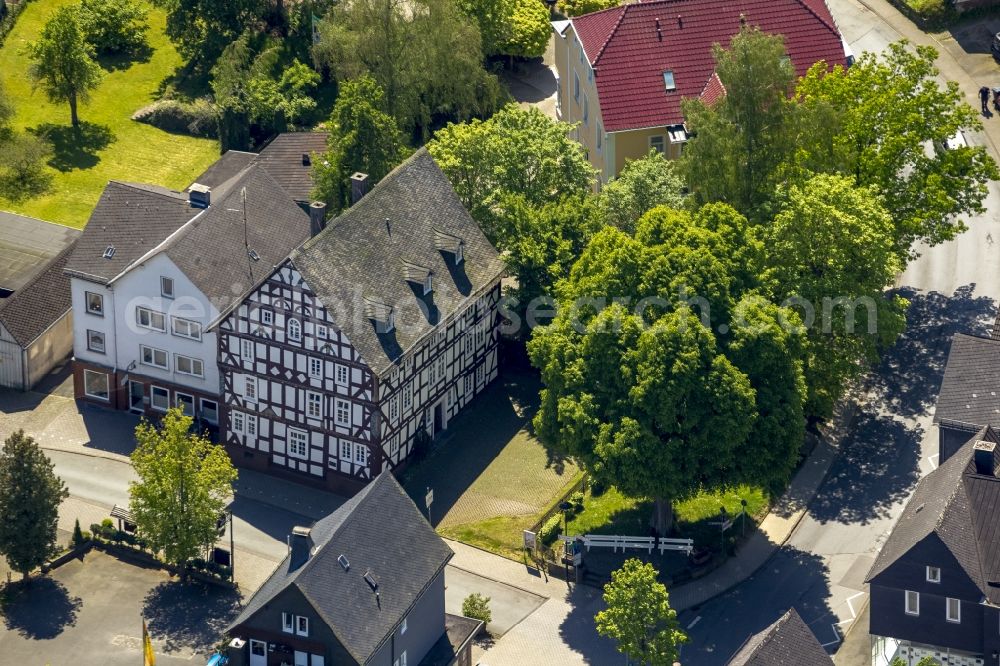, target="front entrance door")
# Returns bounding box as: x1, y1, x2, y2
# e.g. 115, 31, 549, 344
249, 639, 267, 666
433, 402, 444, 436
128, 381, 144, 412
